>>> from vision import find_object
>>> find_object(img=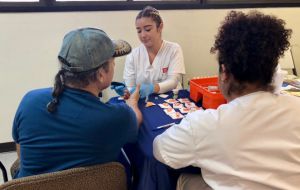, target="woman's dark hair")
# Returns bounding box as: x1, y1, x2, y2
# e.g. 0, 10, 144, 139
47, 61, 110, 113
136, 6, 163, 28
211, 10, 292, 94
